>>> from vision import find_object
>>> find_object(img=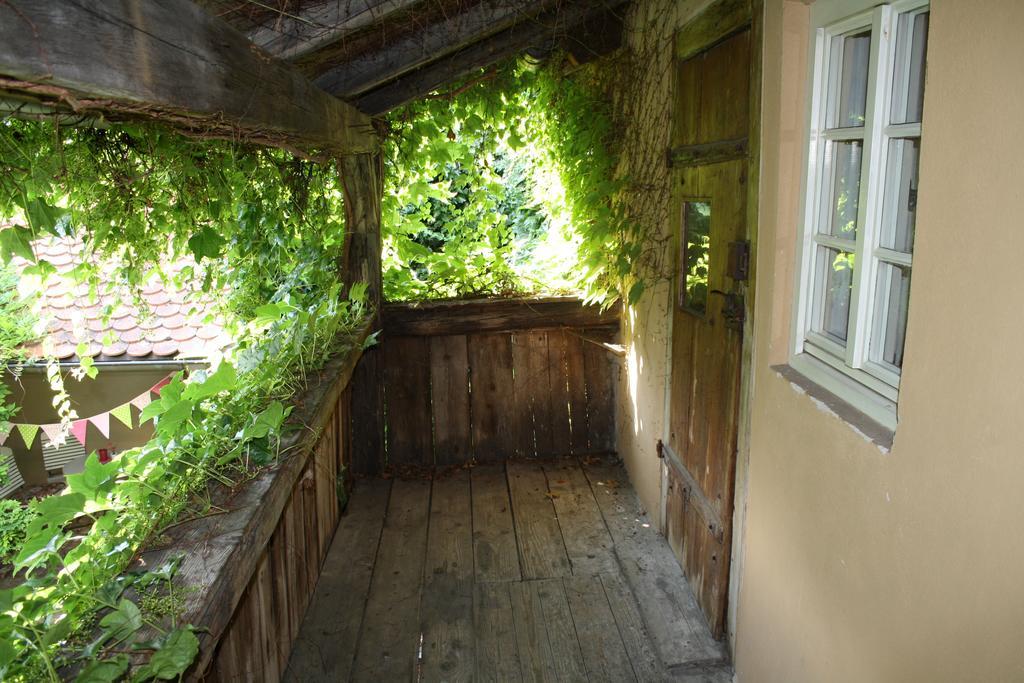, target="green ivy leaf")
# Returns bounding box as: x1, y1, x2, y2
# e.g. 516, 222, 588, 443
24, 198, 69, 234
182, 363, 236, 401
65, 453, 119, 500
627, 280, 645, 306
187, 227, 226, 261
132, 627, 199, 681
0, 225, 34, 263
76, 655, 130, 683
25, 492, 86, 536
99, 599, 143, 644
